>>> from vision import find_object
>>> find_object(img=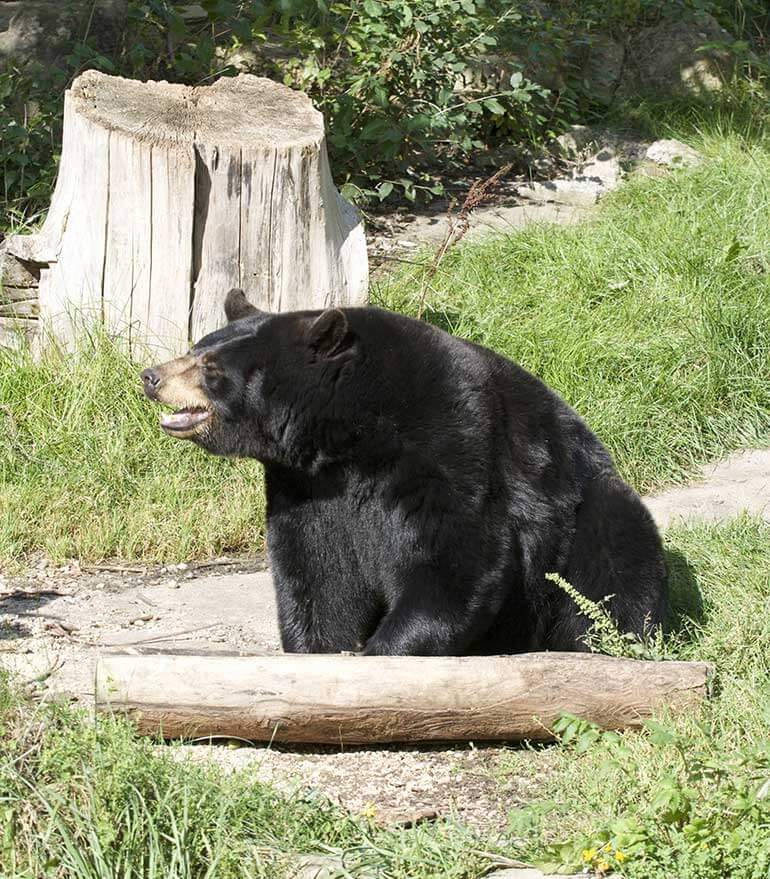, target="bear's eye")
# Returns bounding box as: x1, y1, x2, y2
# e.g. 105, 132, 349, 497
201, 360, 225, 390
